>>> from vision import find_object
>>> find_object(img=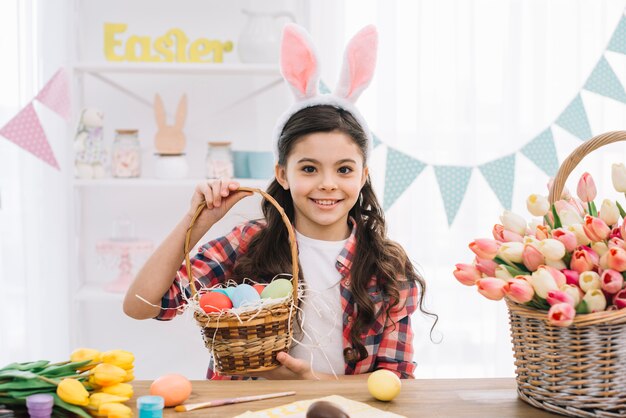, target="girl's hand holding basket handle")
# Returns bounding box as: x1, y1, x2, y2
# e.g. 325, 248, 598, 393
188, 180, 253, 232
